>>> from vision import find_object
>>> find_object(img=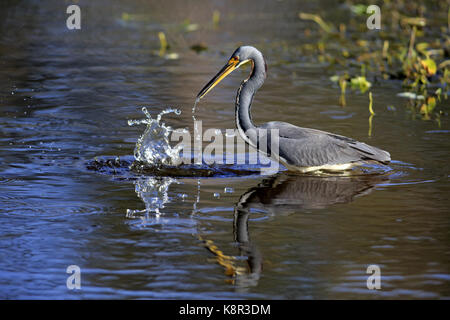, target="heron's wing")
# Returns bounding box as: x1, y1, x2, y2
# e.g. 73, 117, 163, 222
258, 121, 391, 167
